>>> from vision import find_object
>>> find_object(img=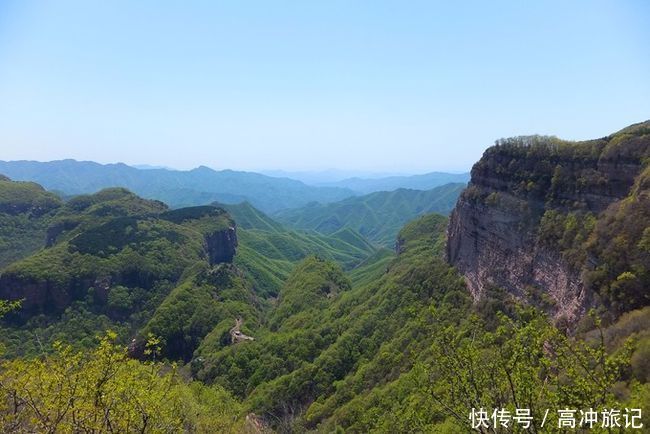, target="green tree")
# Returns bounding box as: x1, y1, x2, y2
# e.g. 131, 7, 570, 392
0, 332, 244, 433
